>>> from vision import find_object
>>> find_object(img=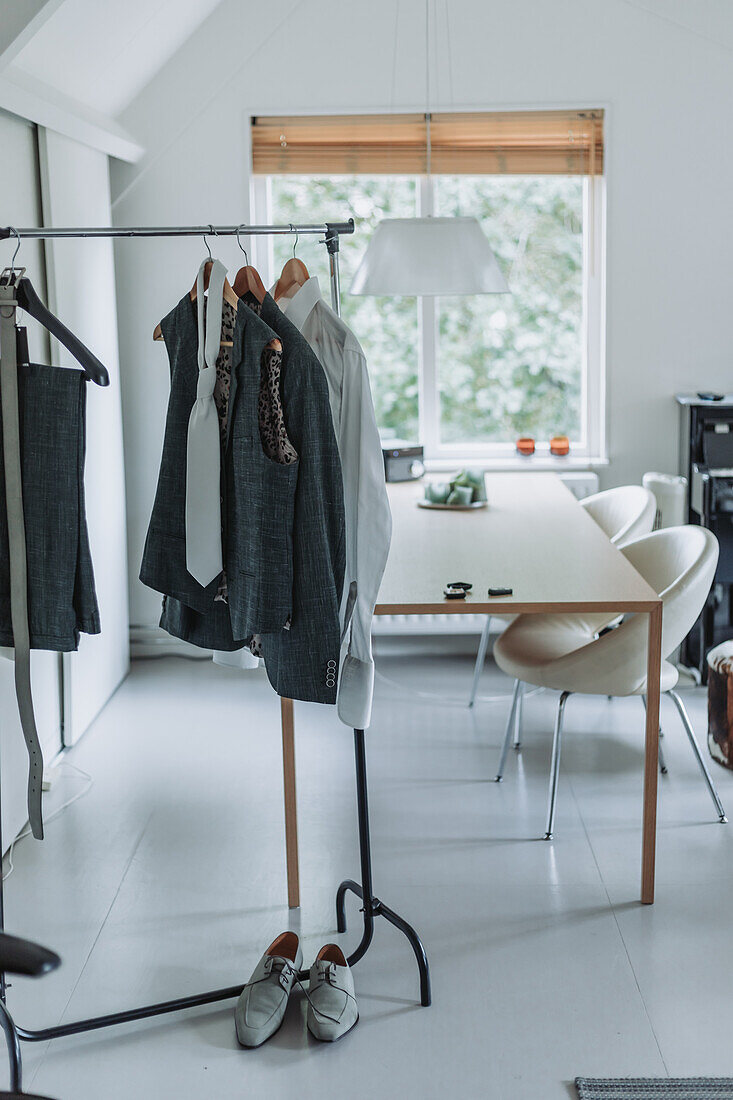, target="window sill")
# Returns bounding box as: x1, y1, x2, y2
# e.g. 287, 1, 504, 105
423, 455, 609, 473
